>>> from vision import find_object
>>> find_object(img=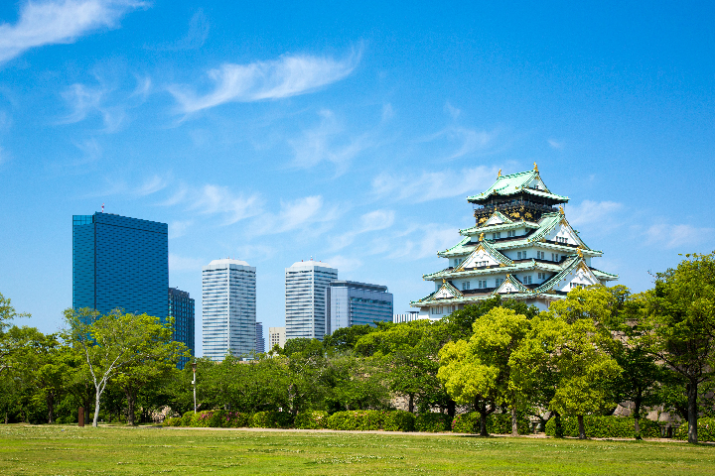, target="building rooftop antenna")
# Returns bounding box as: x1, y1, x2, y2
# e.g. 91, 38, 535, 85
101, 203, 104, 213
